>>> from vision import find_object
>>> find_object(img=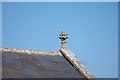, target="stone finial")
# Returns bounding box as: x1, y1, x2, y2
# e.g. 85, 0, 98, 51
59, 30, 68, 44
